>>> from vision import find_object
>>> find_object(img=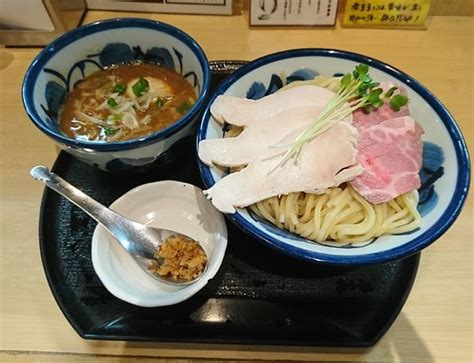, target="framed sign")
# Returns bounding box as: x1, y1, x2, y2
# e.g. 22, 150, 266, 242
342, 0, 432, 28
86, 0, 235, 15
250, 0, 339, 26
